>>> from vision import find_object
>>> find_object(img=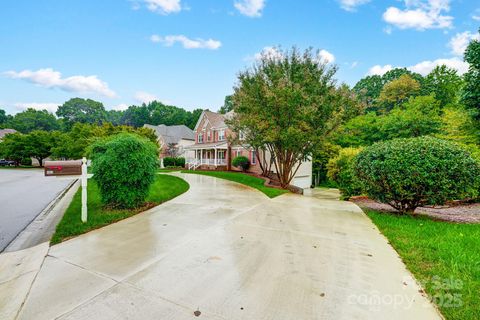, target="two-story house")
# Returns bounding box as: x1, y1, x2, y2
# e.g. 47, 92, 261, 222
186, 110, 312, 189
